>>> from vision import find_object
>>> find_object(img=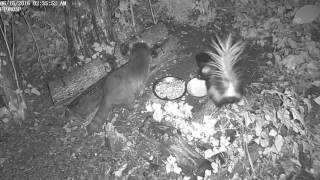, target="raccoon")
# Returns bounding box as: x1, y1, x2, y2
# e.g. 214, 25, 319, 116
86, 42, 151, 134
